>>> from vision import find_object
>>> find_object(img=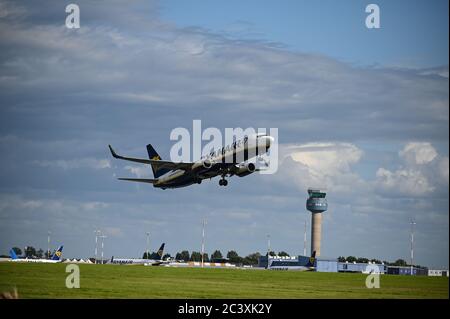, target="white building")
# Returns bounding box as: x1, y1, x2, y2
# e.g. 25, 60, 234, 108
428, 269, 448, 277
